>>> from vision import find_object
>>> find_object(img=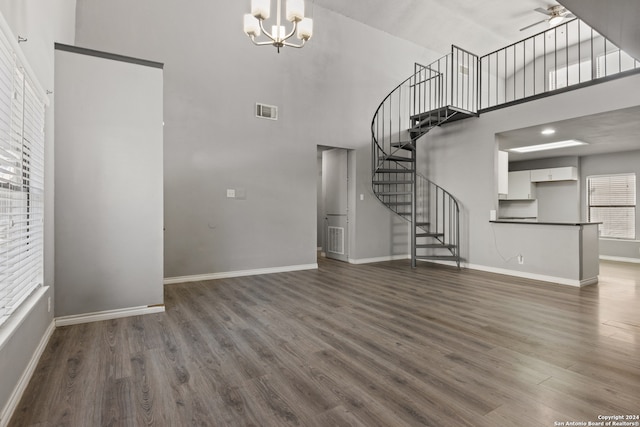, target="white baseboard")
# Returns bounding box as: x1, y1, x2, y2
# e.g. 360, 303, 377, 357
465, 263, 595, 287
0, 321, 55, 427
600, 255, 640, 264
164, 263, 319, 285
349, 254, 410, 265
55, 305, 165, 327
